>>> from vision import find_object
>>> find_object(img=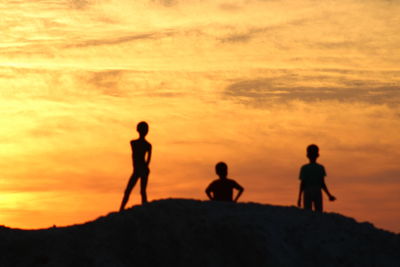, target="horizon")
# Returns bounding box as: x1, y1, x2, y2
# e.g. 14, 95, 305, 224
0, 0, 399, 232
